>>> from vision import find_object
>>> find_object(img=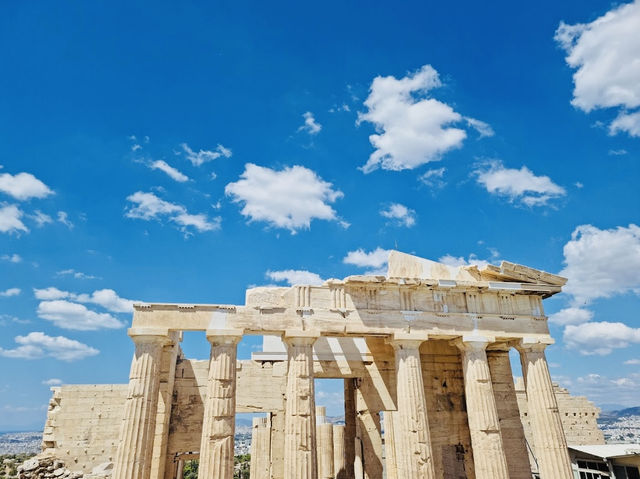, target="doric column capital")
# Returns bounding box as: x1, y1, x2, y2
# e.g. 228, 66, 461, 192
128, 327, 171, 343
282, 329, 320, 346
386, 331, 429, 350
205, 328, 244, 346
515, 337, 554, 354
452, 334, 495, 352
